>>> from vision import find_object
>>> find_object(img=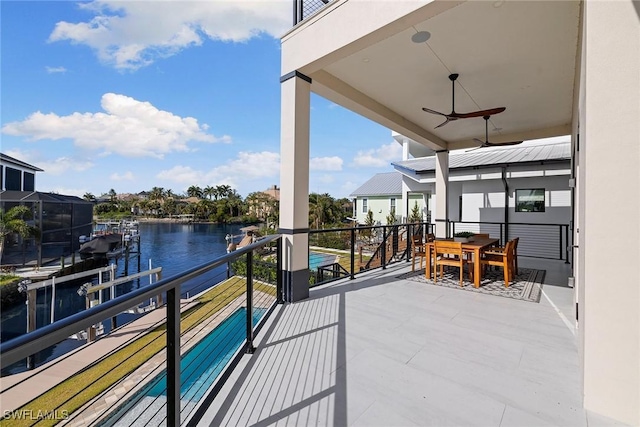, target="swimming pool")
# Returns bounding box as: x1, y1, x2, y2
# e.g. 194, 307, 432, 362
102, 307, 266, 426
308, 251, 337, 271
